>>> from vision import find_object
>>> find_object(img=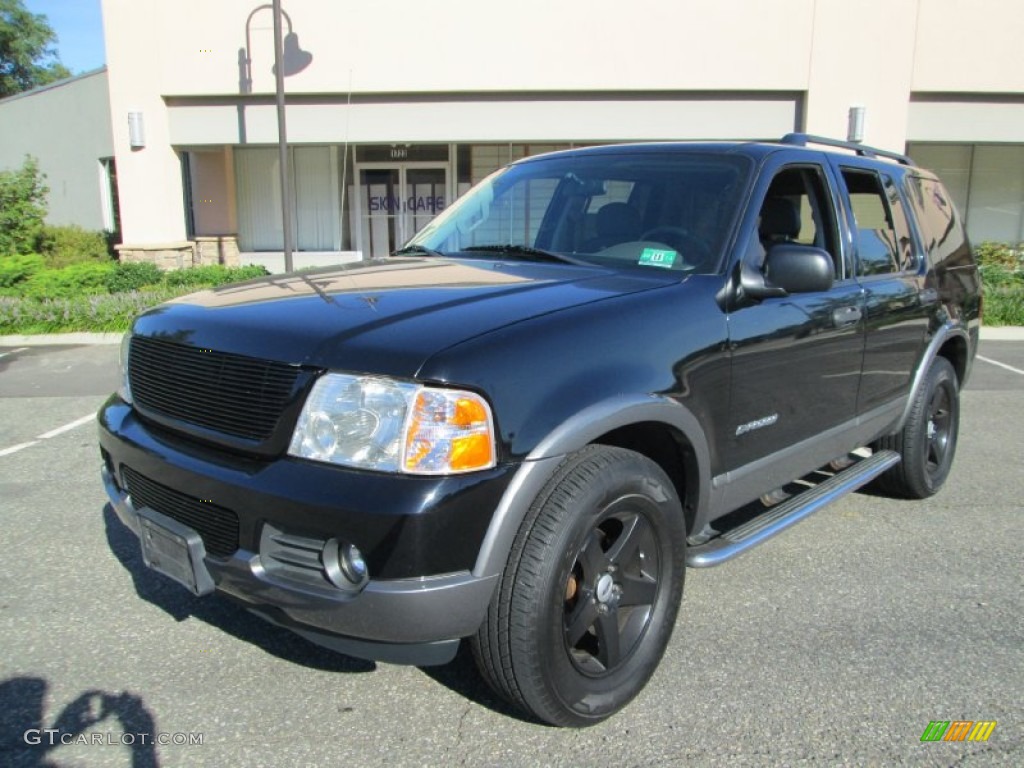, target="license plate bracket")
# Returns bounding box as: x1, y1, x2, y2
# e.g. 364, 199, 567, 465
137, 507, 215, 596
